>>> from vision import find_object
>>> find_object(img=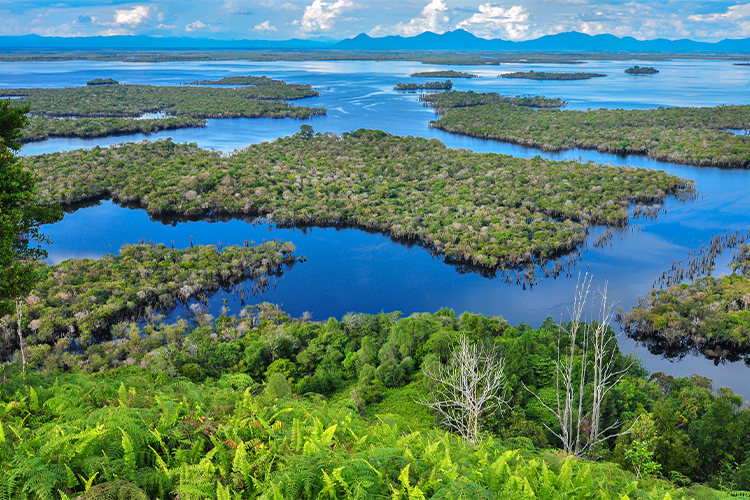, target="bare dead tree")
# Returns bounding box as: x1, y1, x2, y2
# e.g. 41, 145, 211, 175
525, 273, 632, 457
15, 299, 26, 380
417, 335, 509, 446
